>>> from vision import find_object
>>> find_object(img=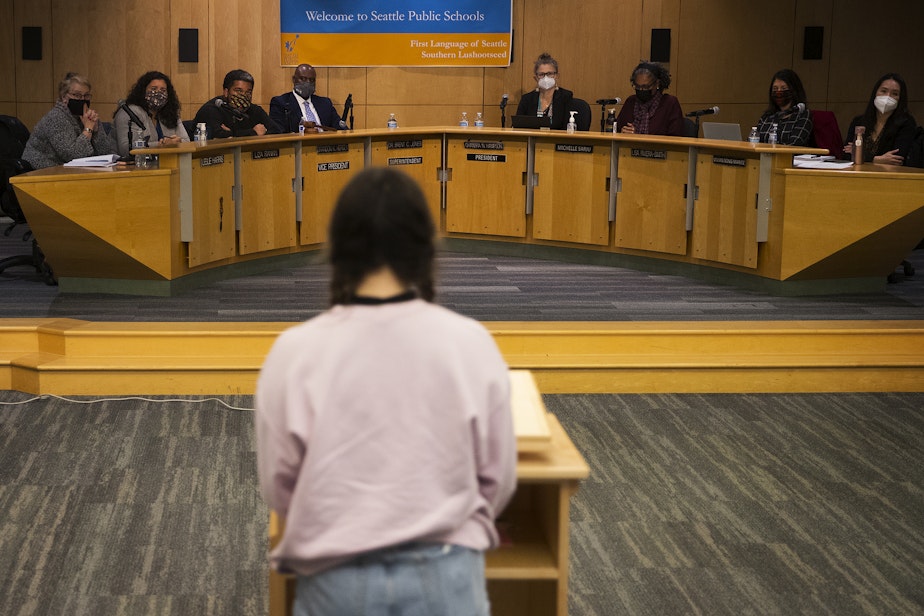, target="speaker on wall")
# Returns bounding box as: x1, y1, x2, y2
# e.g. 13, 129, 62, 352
179, 28, 199, 63
22, 26, 42, 61
804, 26, 824, 60
650, 28, 671, 63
